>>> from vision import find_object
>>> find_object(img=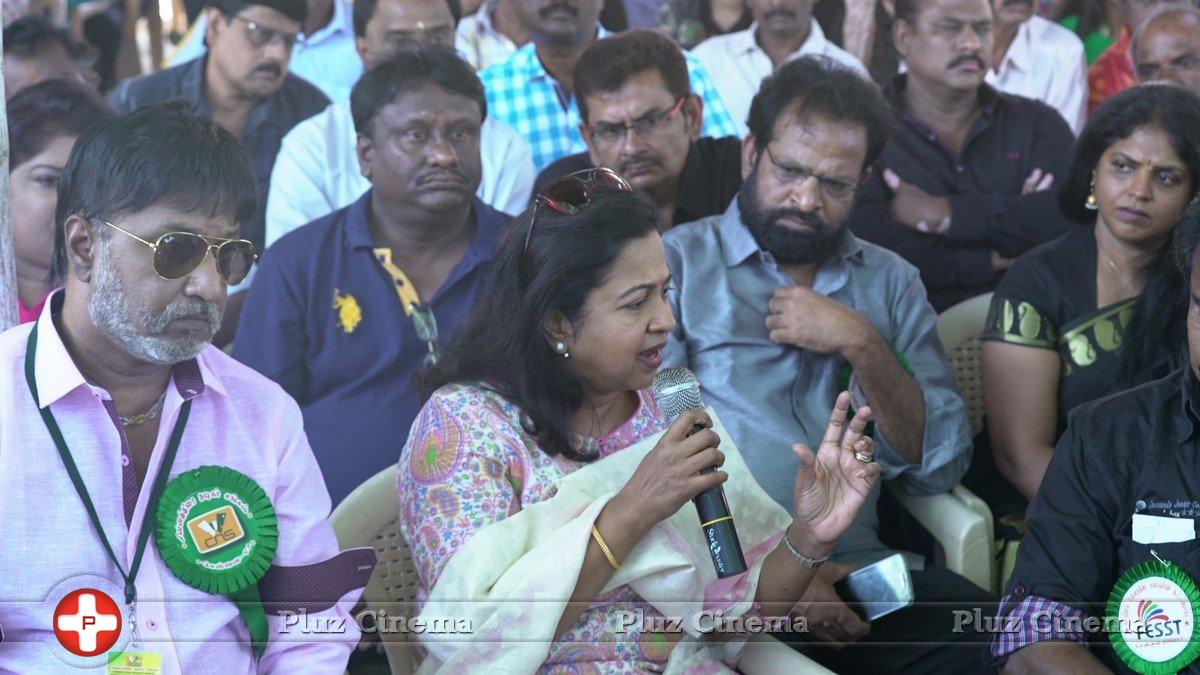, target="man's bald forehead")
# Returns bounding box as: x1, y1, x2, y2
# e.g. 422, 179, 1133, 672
1134, 5, 1200, 56
1144, 5, 1200, 32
